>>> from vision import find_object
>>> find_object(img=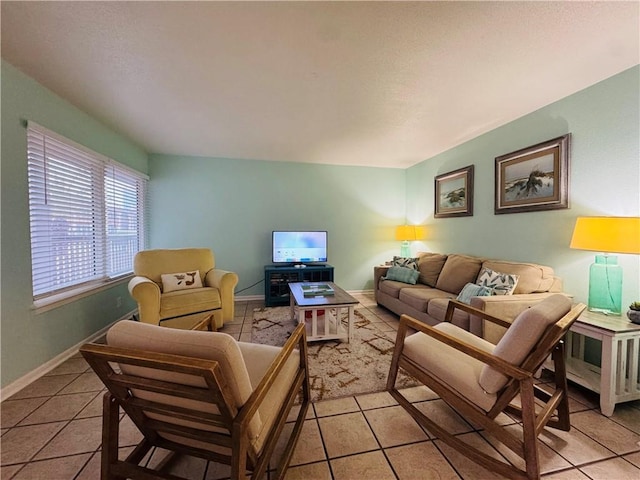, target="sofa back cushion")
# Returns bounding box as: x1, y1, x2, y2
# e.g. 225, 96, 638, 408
435, 254, 483, 294
481, 260, 555, 294
134, 248, 215, 286
416, 252, 448, 287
